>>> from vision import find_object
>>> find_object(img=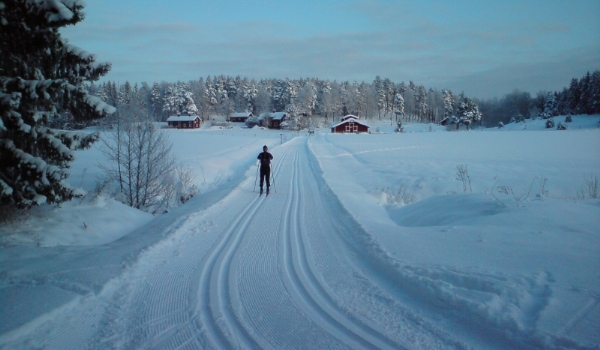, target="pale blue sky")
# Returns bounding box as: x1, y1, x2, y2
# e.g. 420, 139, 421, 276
62, 0, 600, 98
